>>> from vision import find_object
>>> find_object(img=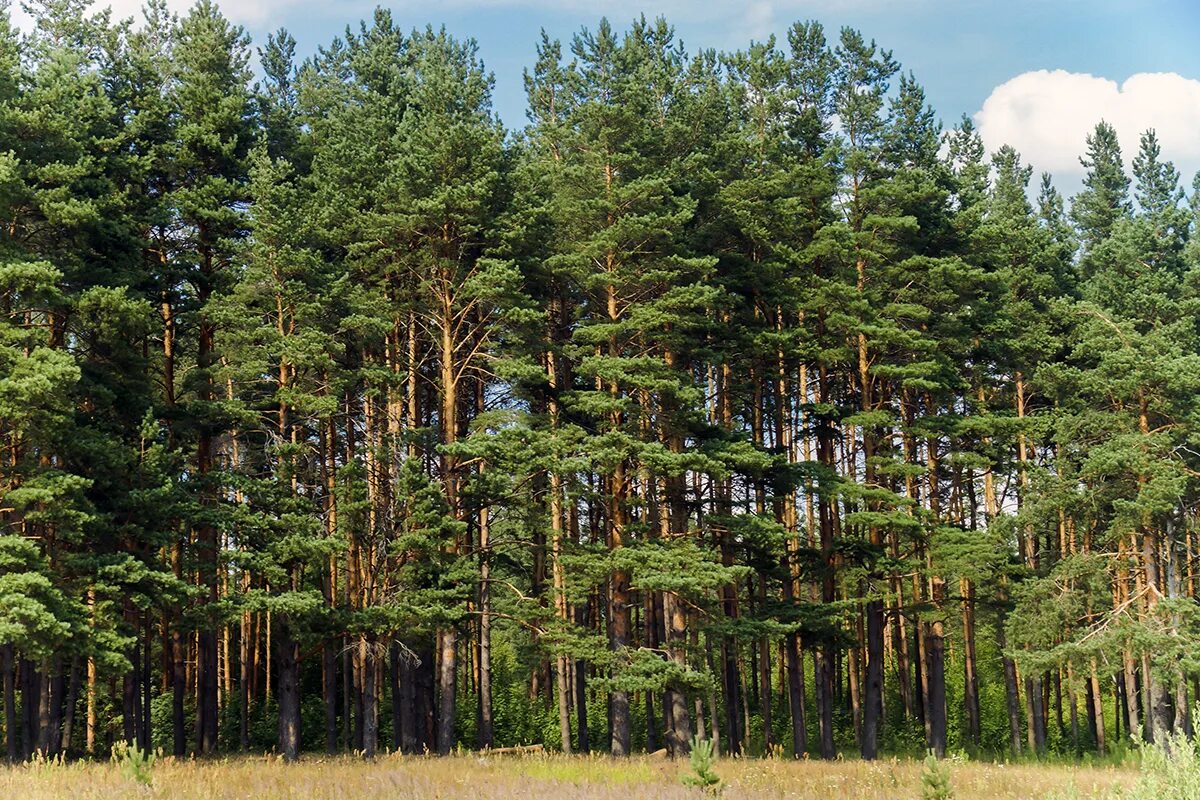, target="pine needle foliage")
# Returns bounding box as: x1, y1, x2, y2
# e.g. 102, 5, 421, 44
682, 735, 722, 796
